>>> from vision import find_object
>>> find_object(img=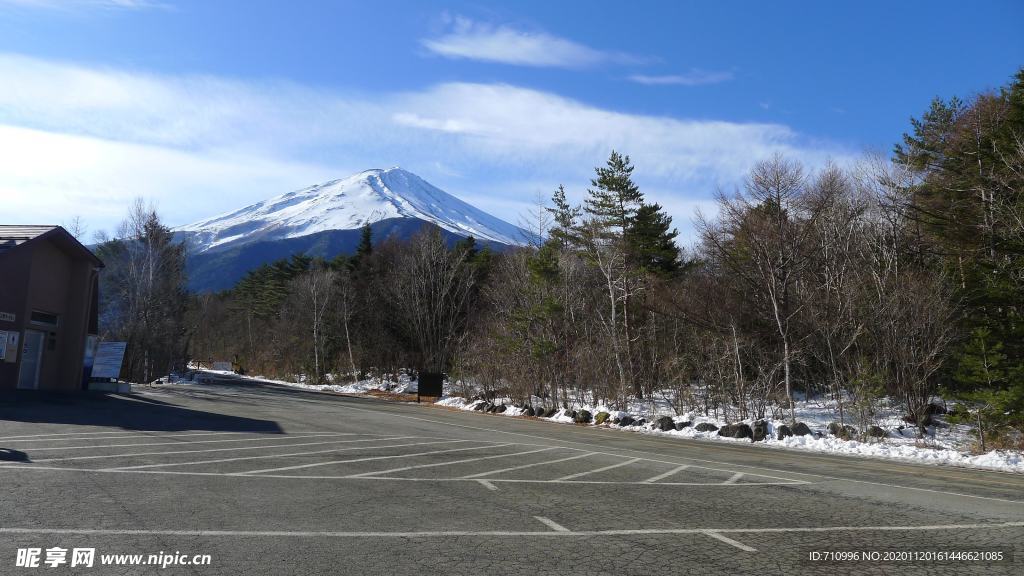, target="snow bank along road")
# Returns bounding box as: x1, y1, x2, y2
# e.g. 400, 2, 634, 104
0, 376, 1021, 575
